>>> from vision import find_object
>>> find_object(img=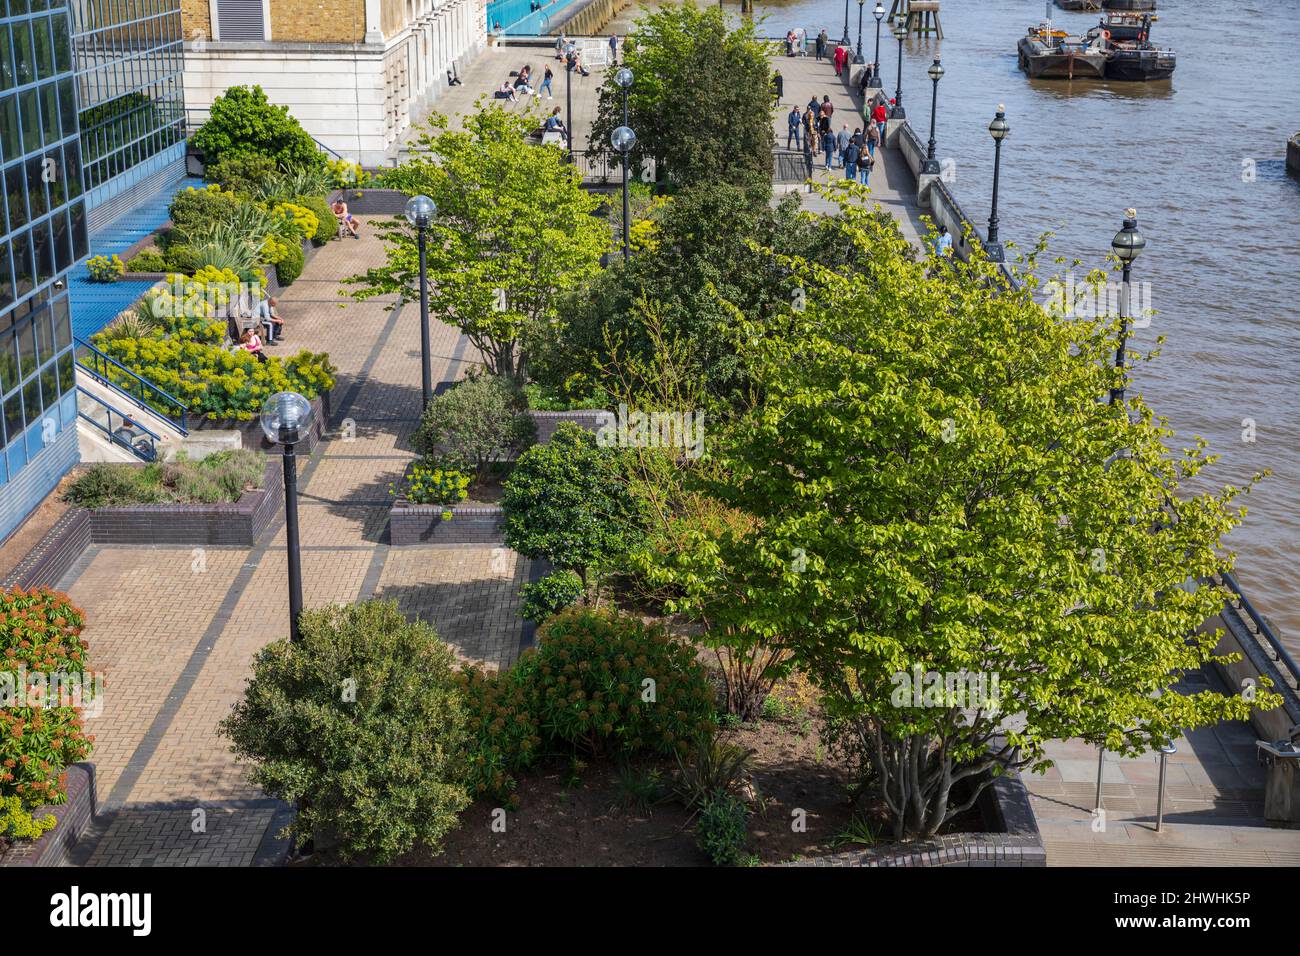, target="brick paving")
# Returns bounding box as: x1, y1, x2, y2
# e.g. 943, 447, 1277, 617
61, 219, 534, 866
